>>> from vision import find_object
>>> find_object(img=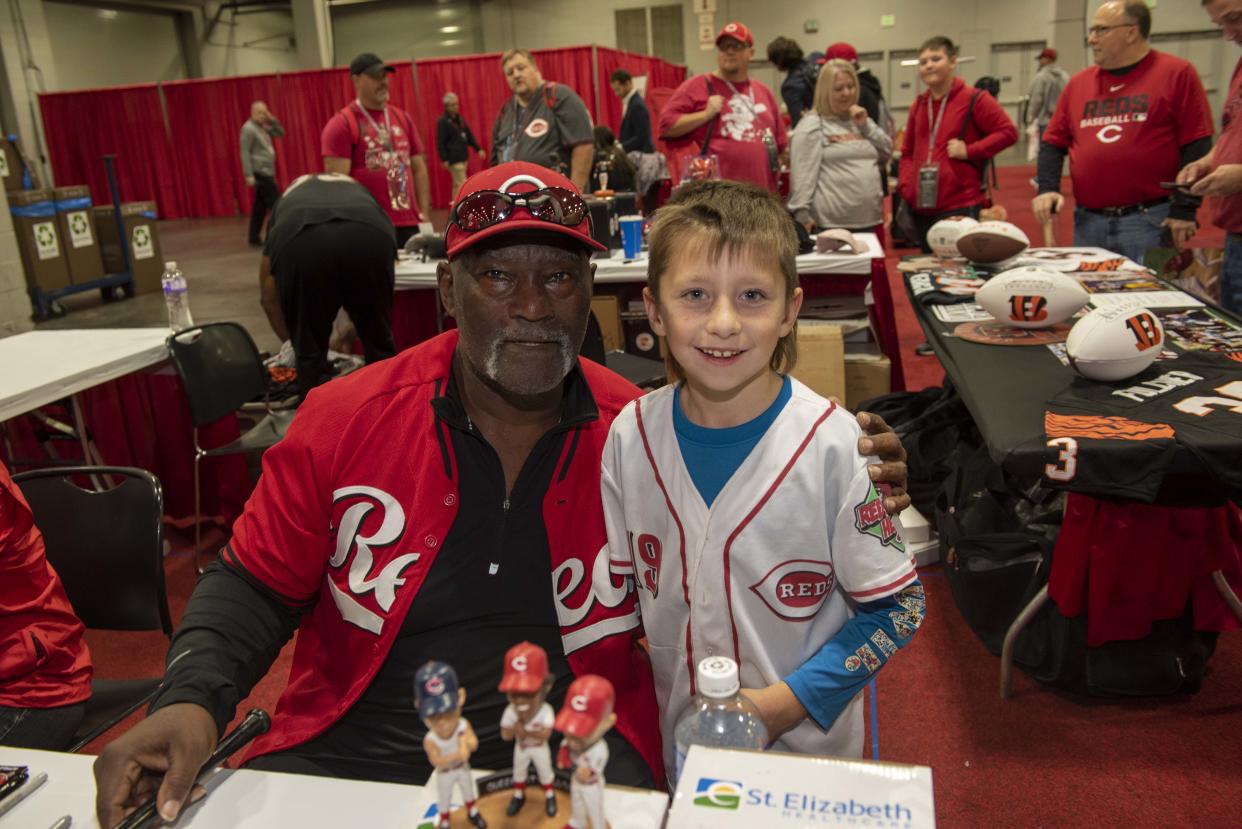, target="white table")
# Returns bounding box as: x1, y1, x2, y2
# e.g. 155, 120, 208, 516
0, 747, 670, 828
394, 233, 882, 289
0, 328, 170, 424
